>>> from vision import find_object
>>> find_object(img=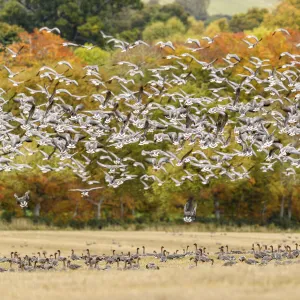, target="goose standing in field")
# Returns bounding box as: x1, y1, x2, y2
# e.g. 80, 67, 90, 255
239, 256, 258, 265
189, 258, 198, 269
131, 257, 141, 270
146, 262, 159, 270
160, 250, 168, 262
71, 249, 81, 260
222, 261, 237, 266
183, 196, 197, 223
67, 260, 81, 270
